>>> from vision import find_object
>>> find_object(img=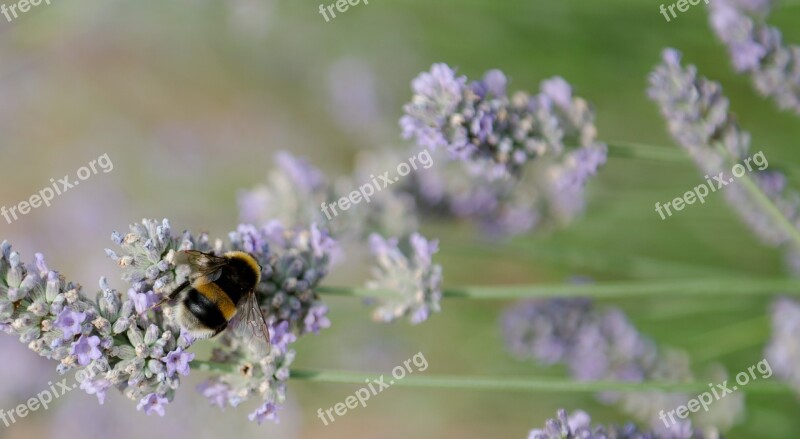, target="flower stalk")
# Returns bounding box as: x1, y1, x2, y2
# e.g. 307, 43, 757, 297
318, 277, 800, 300
281, 368, 789, 394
